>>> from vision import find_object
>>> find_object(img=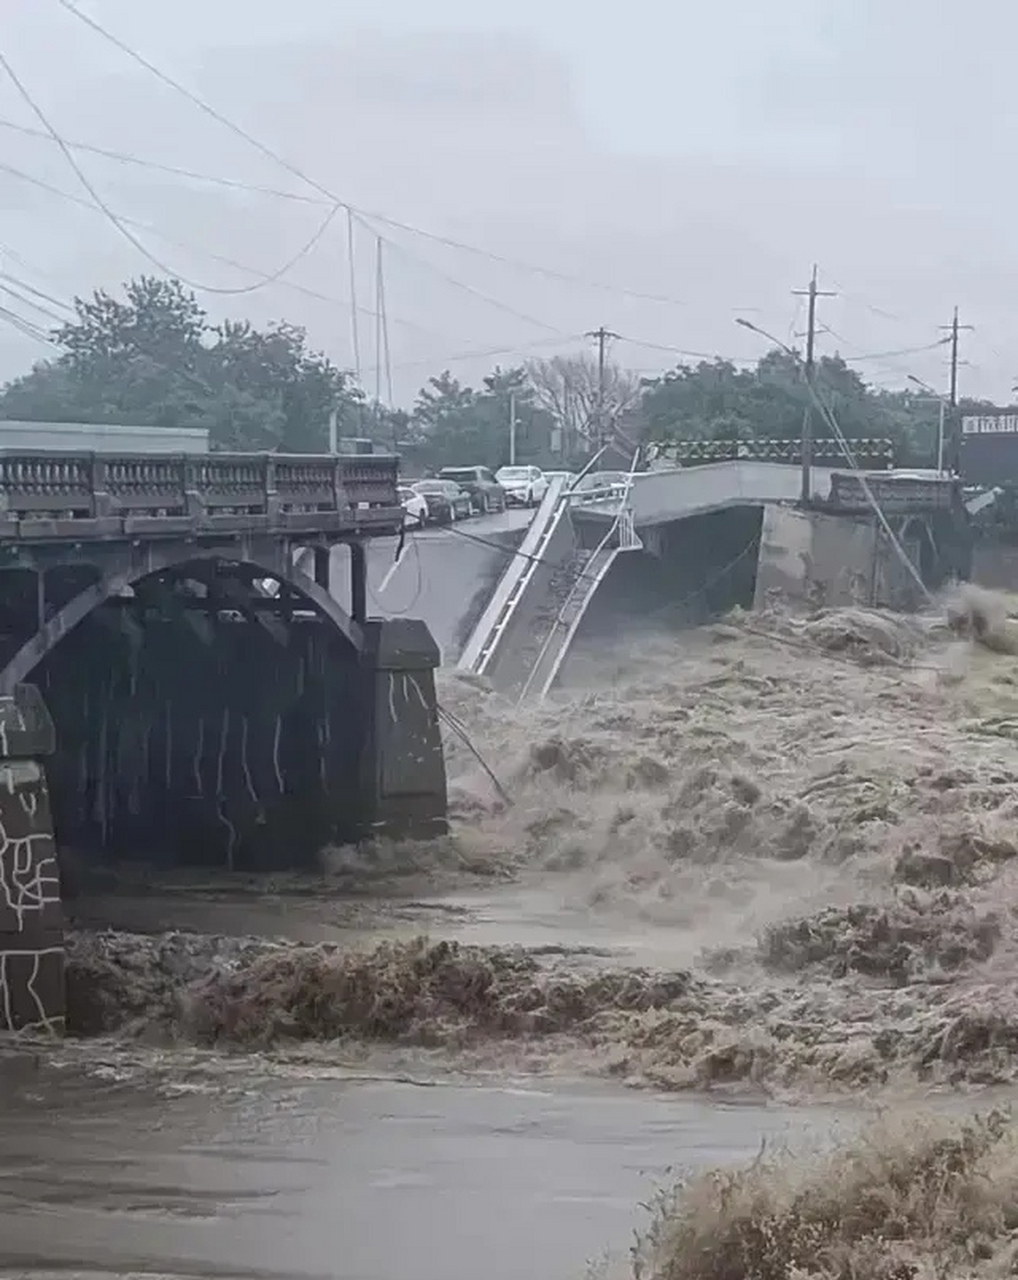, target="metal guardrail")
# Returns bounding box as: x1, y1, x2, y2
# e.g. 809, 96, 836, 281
567, 482, 628, 509
457, 473, 570, 675
646, 437, 895, 468
518, 455, 643, 702
0, 450, 402, 541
